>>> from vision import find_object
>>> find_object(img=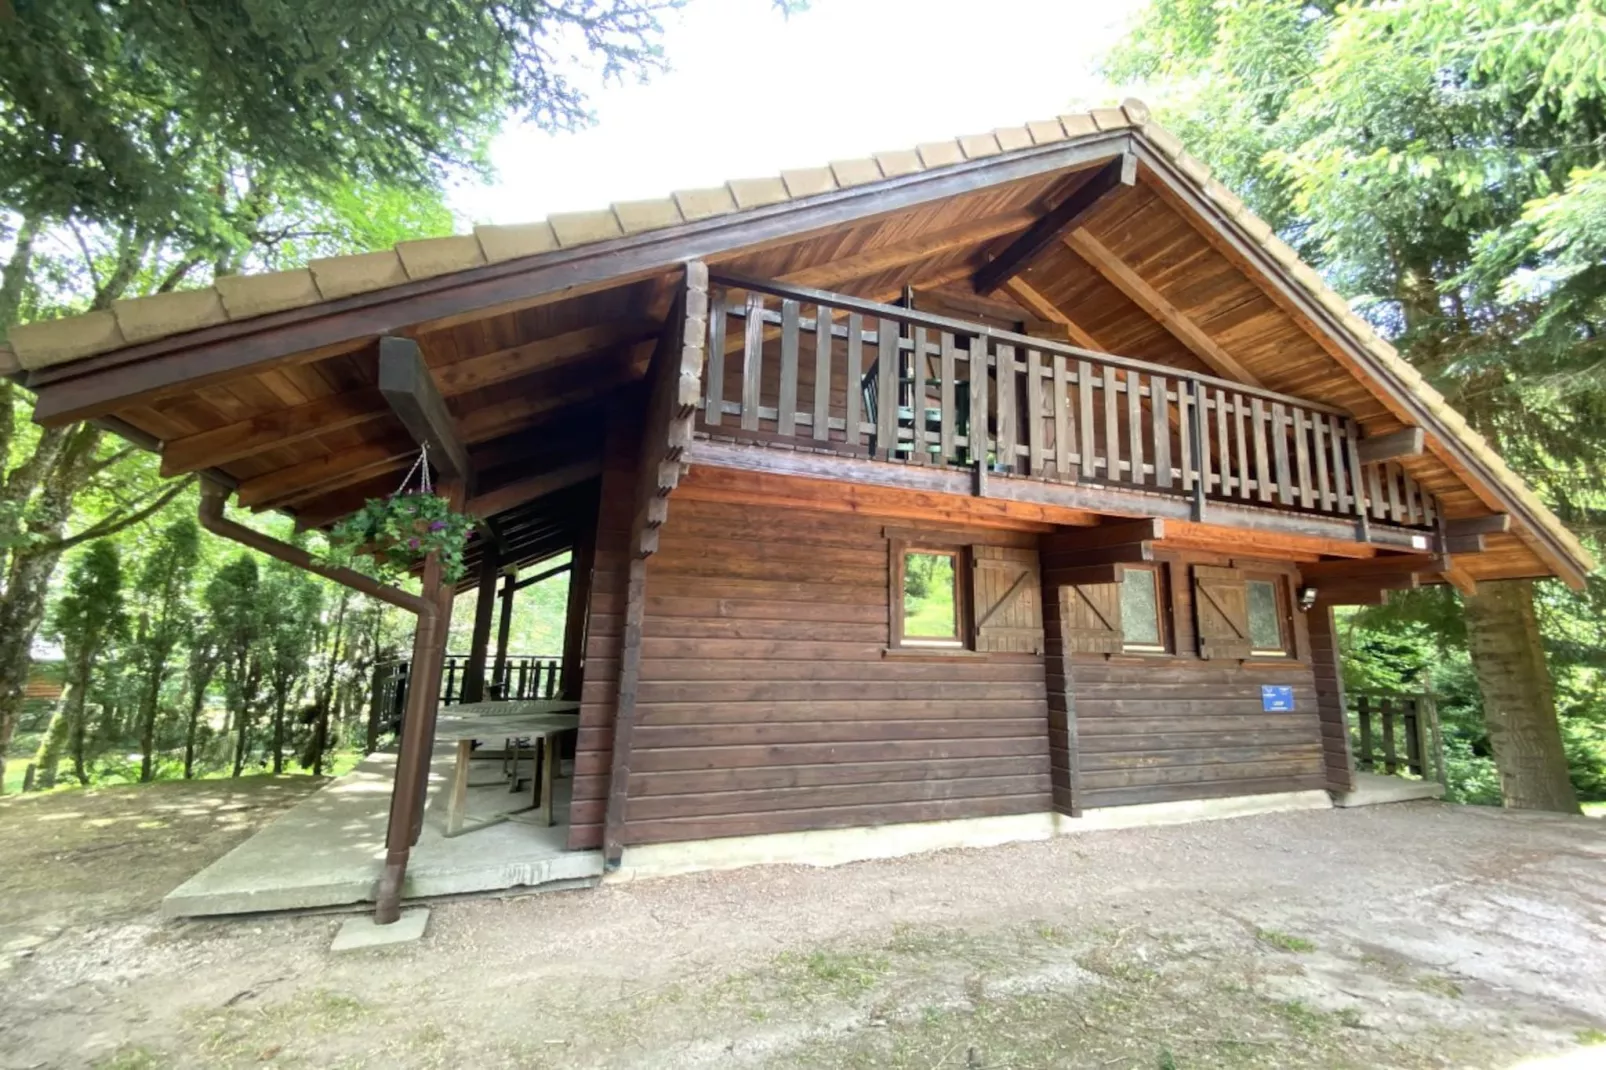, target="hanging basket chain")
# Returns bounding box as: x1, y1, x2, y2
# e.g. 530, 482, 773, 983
391, 443, 433, 499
